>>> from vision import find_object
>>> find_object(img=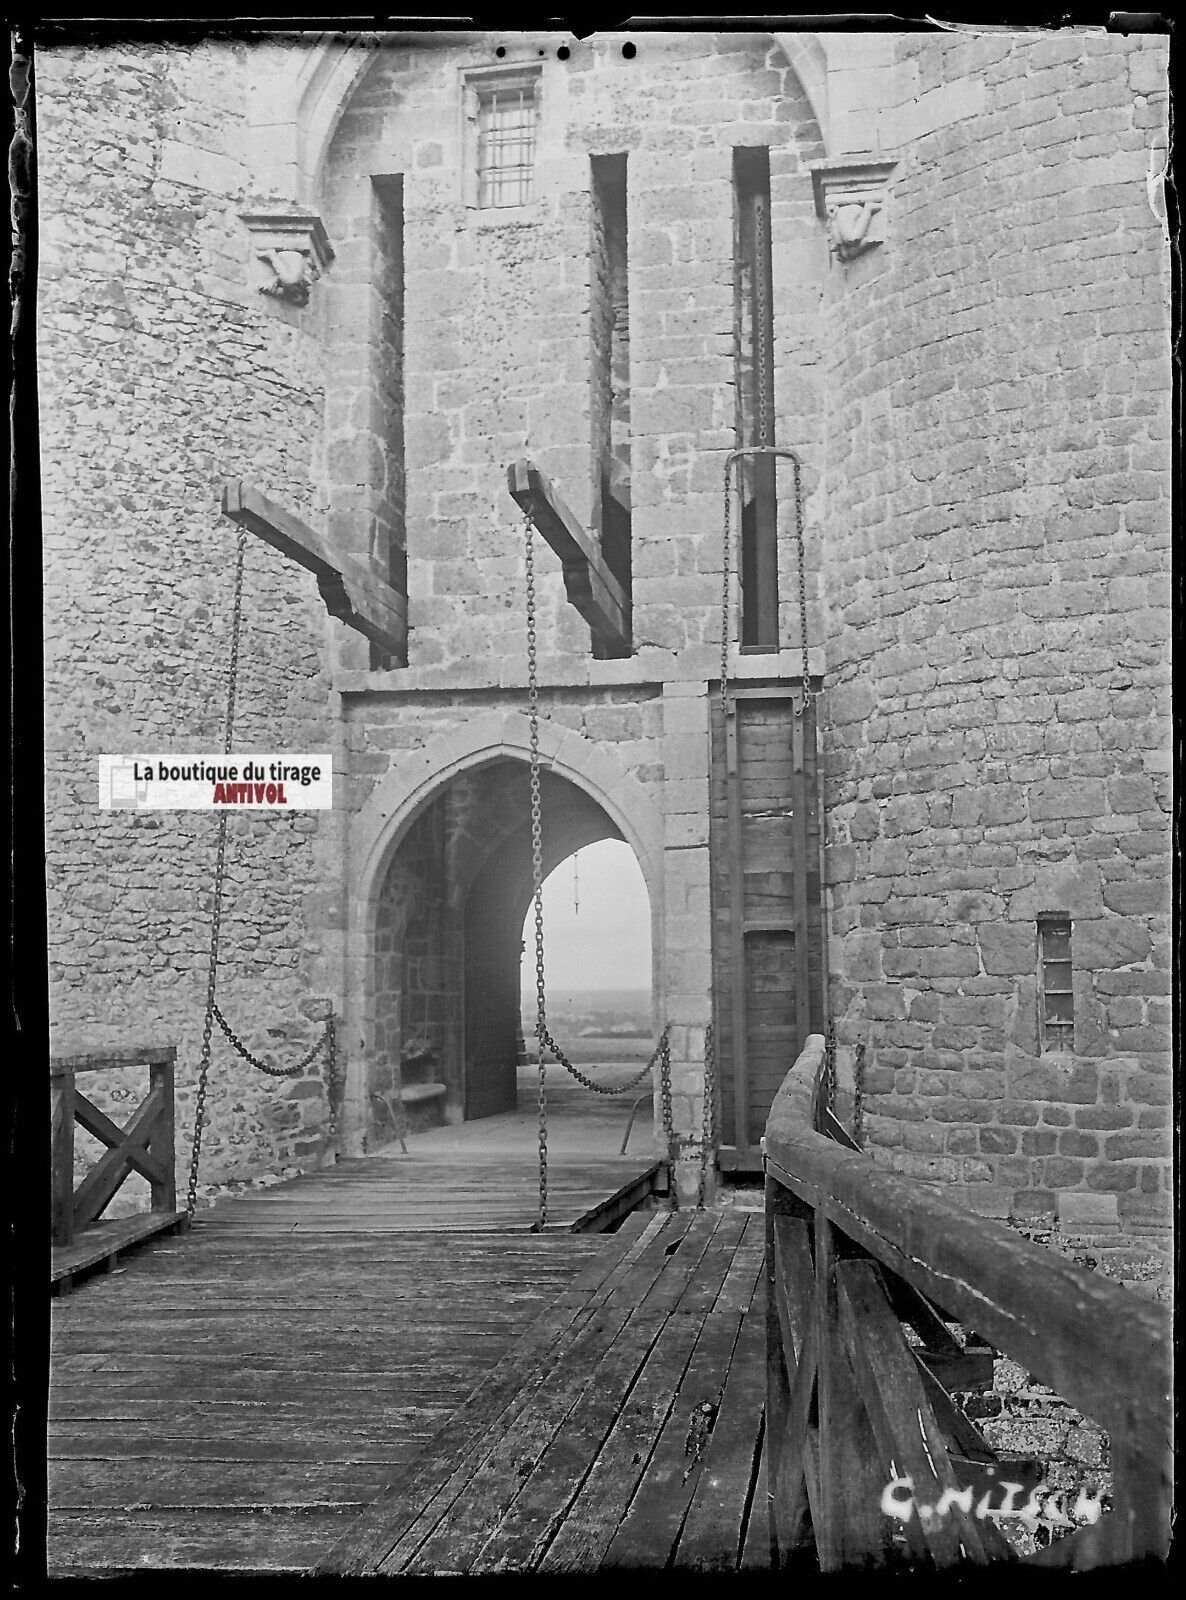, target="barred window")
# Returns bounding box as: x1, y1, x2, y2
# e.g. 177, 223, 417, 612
1038, 916, 1074, 1054
477, 83, 537, 207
